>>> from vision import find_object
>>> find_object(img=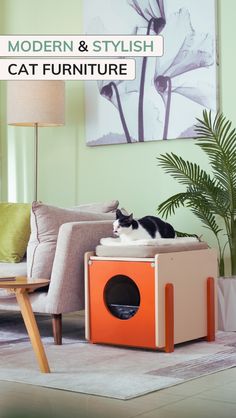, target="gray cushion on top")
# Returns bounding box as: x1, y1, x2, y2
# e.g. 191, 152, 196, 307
96, 241, 208, 258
